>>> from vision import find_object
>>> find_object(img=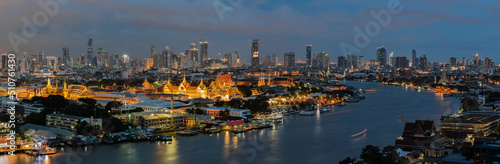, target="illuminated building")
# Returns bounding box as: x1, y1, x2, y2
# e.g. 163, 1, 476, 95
306, 44, 312, 67
208, 75, 242, 101
284, 52, 295, 68
46, 114, 102, 132
200, 40, 208, 68
251, 39, 259, 68
87, 38, 93, 66
67, 85, 94, 100
257, 76, 267, 87
441, 114, 500, 138
377, 45, 387, 66
145, 58, 153, 70
62, 48, 69, 66
268, 77, 294, 87
163, 75, 207, 99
